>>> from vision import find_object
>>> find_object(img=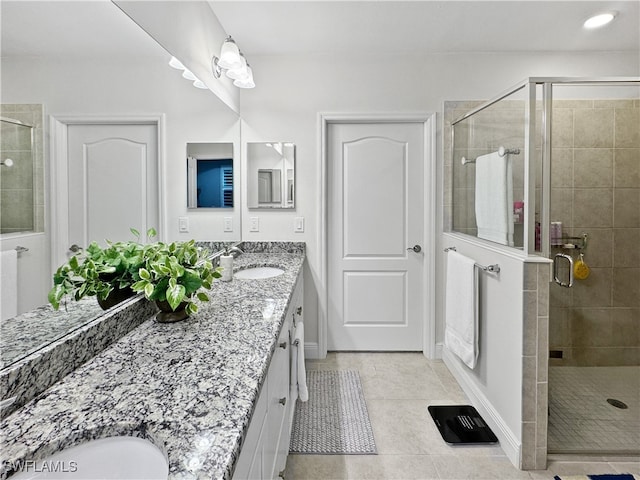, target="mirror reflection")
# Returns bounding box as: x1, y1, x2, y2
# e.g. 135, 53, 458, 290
247, 142, 295, 209
187, 143, 234, 209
